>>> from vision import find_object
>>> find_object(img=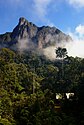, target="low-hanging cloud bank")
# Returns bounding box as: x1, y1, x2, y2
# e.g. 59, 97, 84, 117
43, 40, 69, 60
65, 39, 84, 58
12, 24, 84, 60
43, 25, 84, 60
65, 25, 84, 58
